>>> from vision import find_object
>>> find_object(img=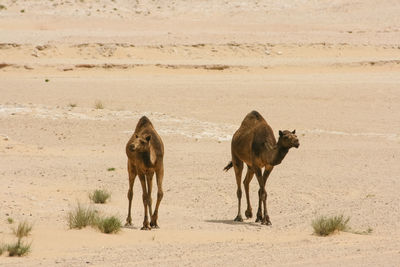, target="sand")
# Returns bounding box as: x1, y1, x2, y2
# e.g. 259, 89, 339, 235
0, 0, 399, 266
